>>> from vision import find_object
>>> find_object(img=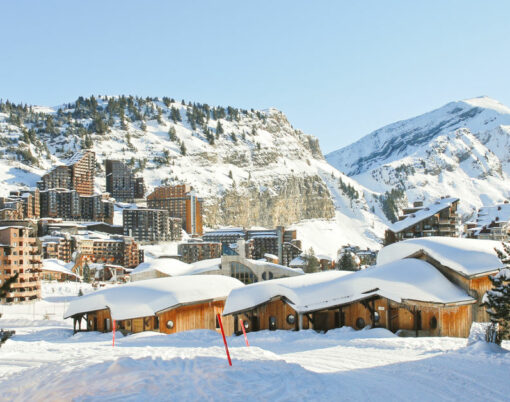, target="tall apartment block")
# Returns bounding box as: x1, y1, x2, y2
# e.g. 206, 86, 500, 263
39, 189, 114, 223
105, 159, 146, 202
40, 189, 81, 220
38, 151, 95, 196
0, 226, 42, 303
123, 209, 182, 243
177, 240, 222, 263
146, 184, 203, 236
80, 194, 114, 224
